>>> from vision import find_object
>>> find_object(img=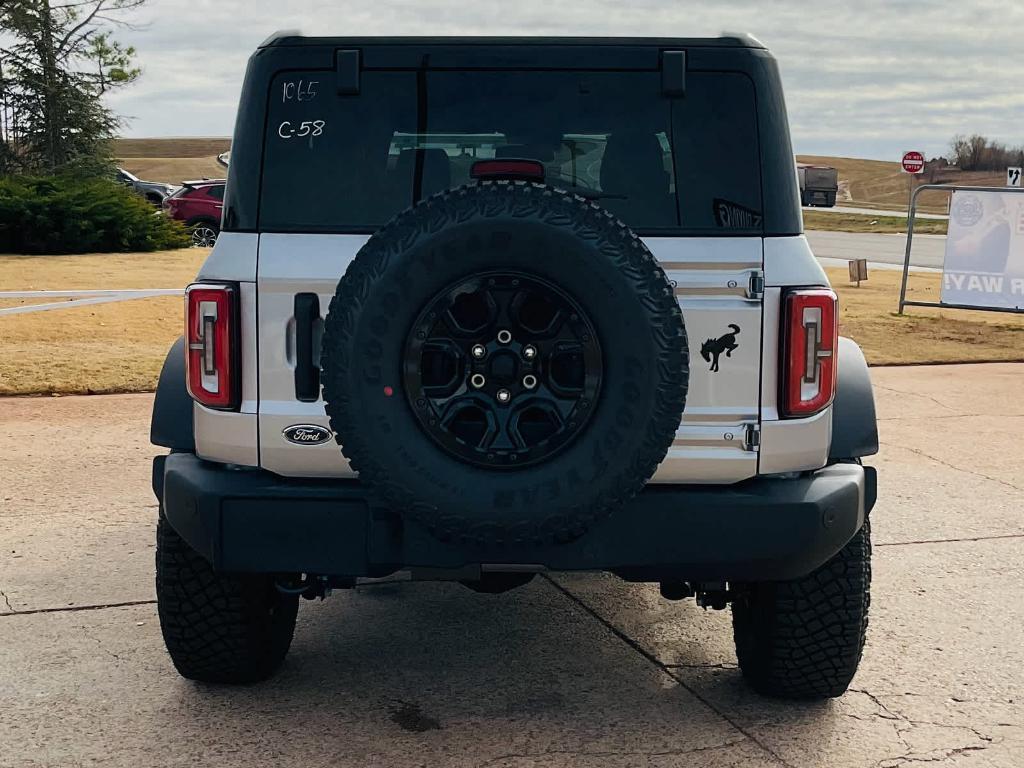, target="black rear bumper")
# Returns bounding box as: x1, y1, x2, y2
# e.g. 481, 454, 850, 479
155, 453, 875, 582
